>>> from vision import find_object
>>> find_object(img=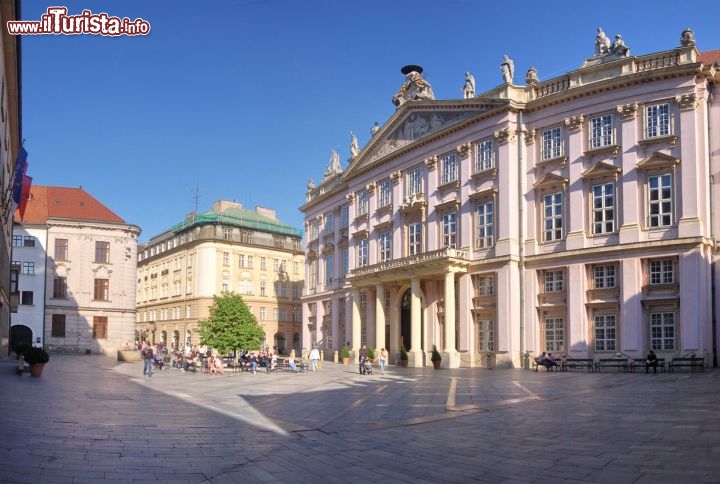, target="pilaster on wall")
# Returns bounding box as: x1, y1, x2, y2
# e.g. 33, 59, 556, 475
620, 258, 642, 353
